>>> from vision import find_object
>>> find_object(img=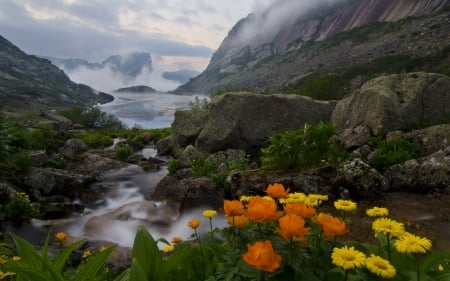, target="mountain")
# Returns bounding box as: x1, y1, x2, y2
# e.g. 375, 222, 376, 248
175, 0, 450, 95
162, 69, 200, 84
45, 52, 153, 81
0, 35, 110, 112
